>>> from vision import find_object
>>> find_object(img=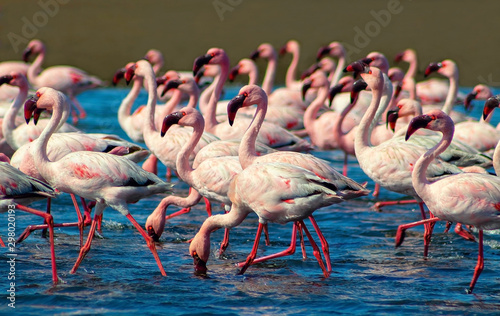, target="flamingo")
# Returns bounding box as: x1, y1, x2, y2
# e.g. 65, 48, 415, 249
189, 158, 368, 276
145, 107, 242, 243
0, 61, 29, 102
316, 41, 348, 88
483, 95, 500, 132
464, 84, 493, 112
24, 87, 172, 276
22, 39, 105, 124
397, 109, 500, 294
192, 48, 313, 152
0, 72, 80, 150
279, 39, 302, 91
1, 154, 59, 284
143, 49, 164, 75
